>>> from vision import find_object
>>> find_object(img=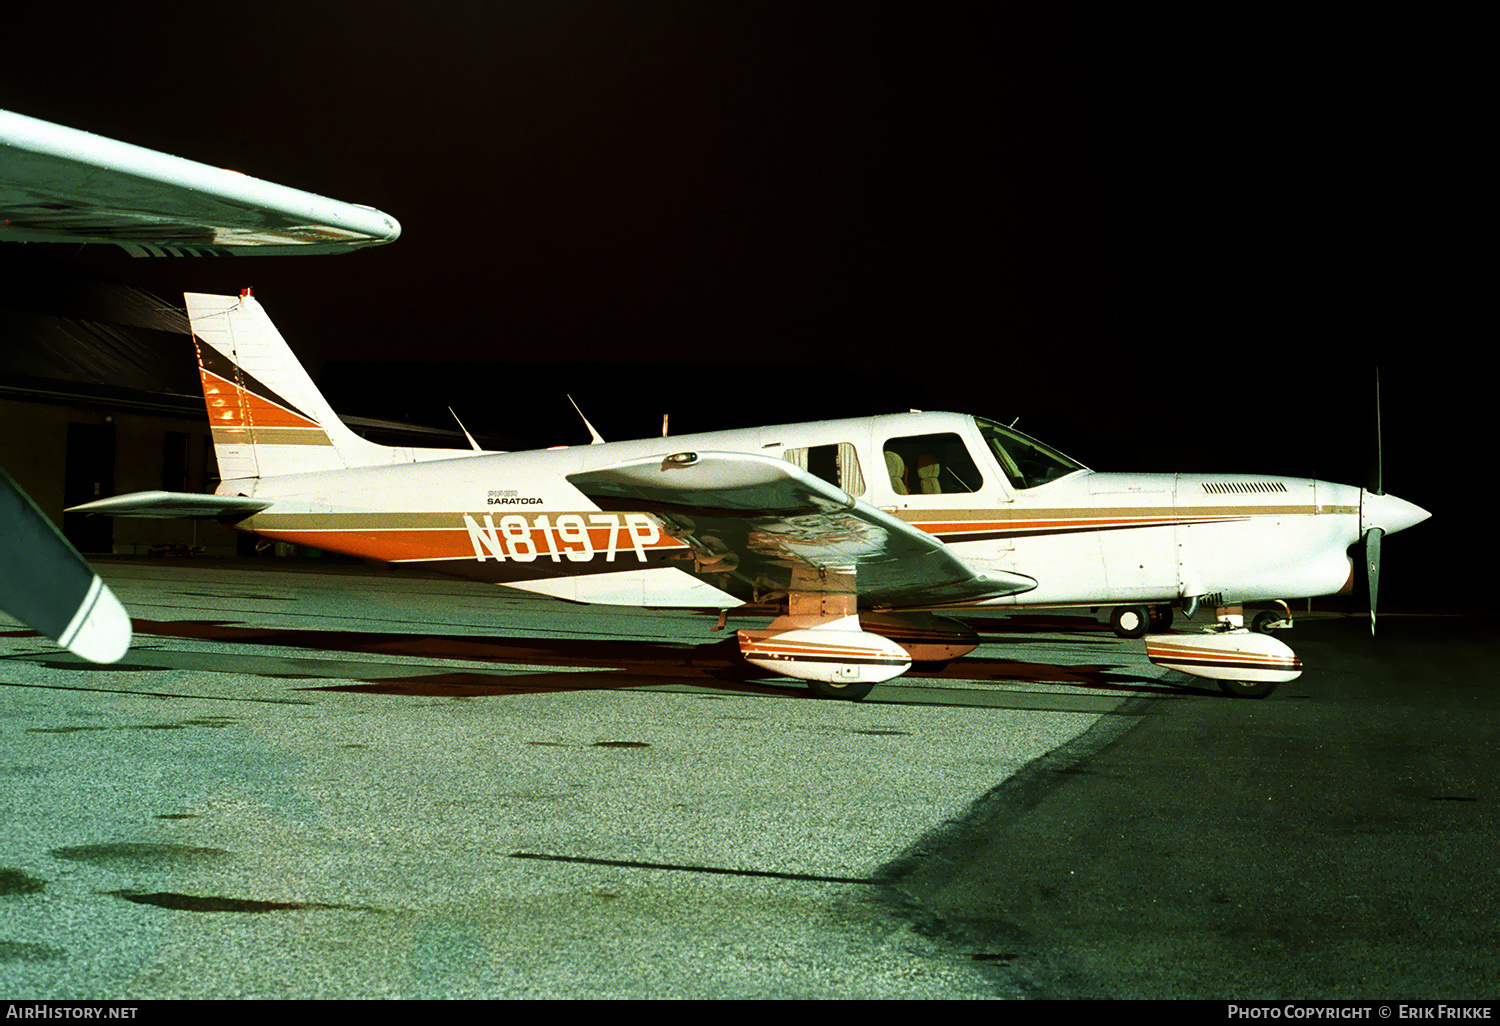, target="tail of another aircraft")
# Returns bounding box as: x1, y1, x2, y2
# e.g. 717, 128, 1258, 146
186, 290, 397, 480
